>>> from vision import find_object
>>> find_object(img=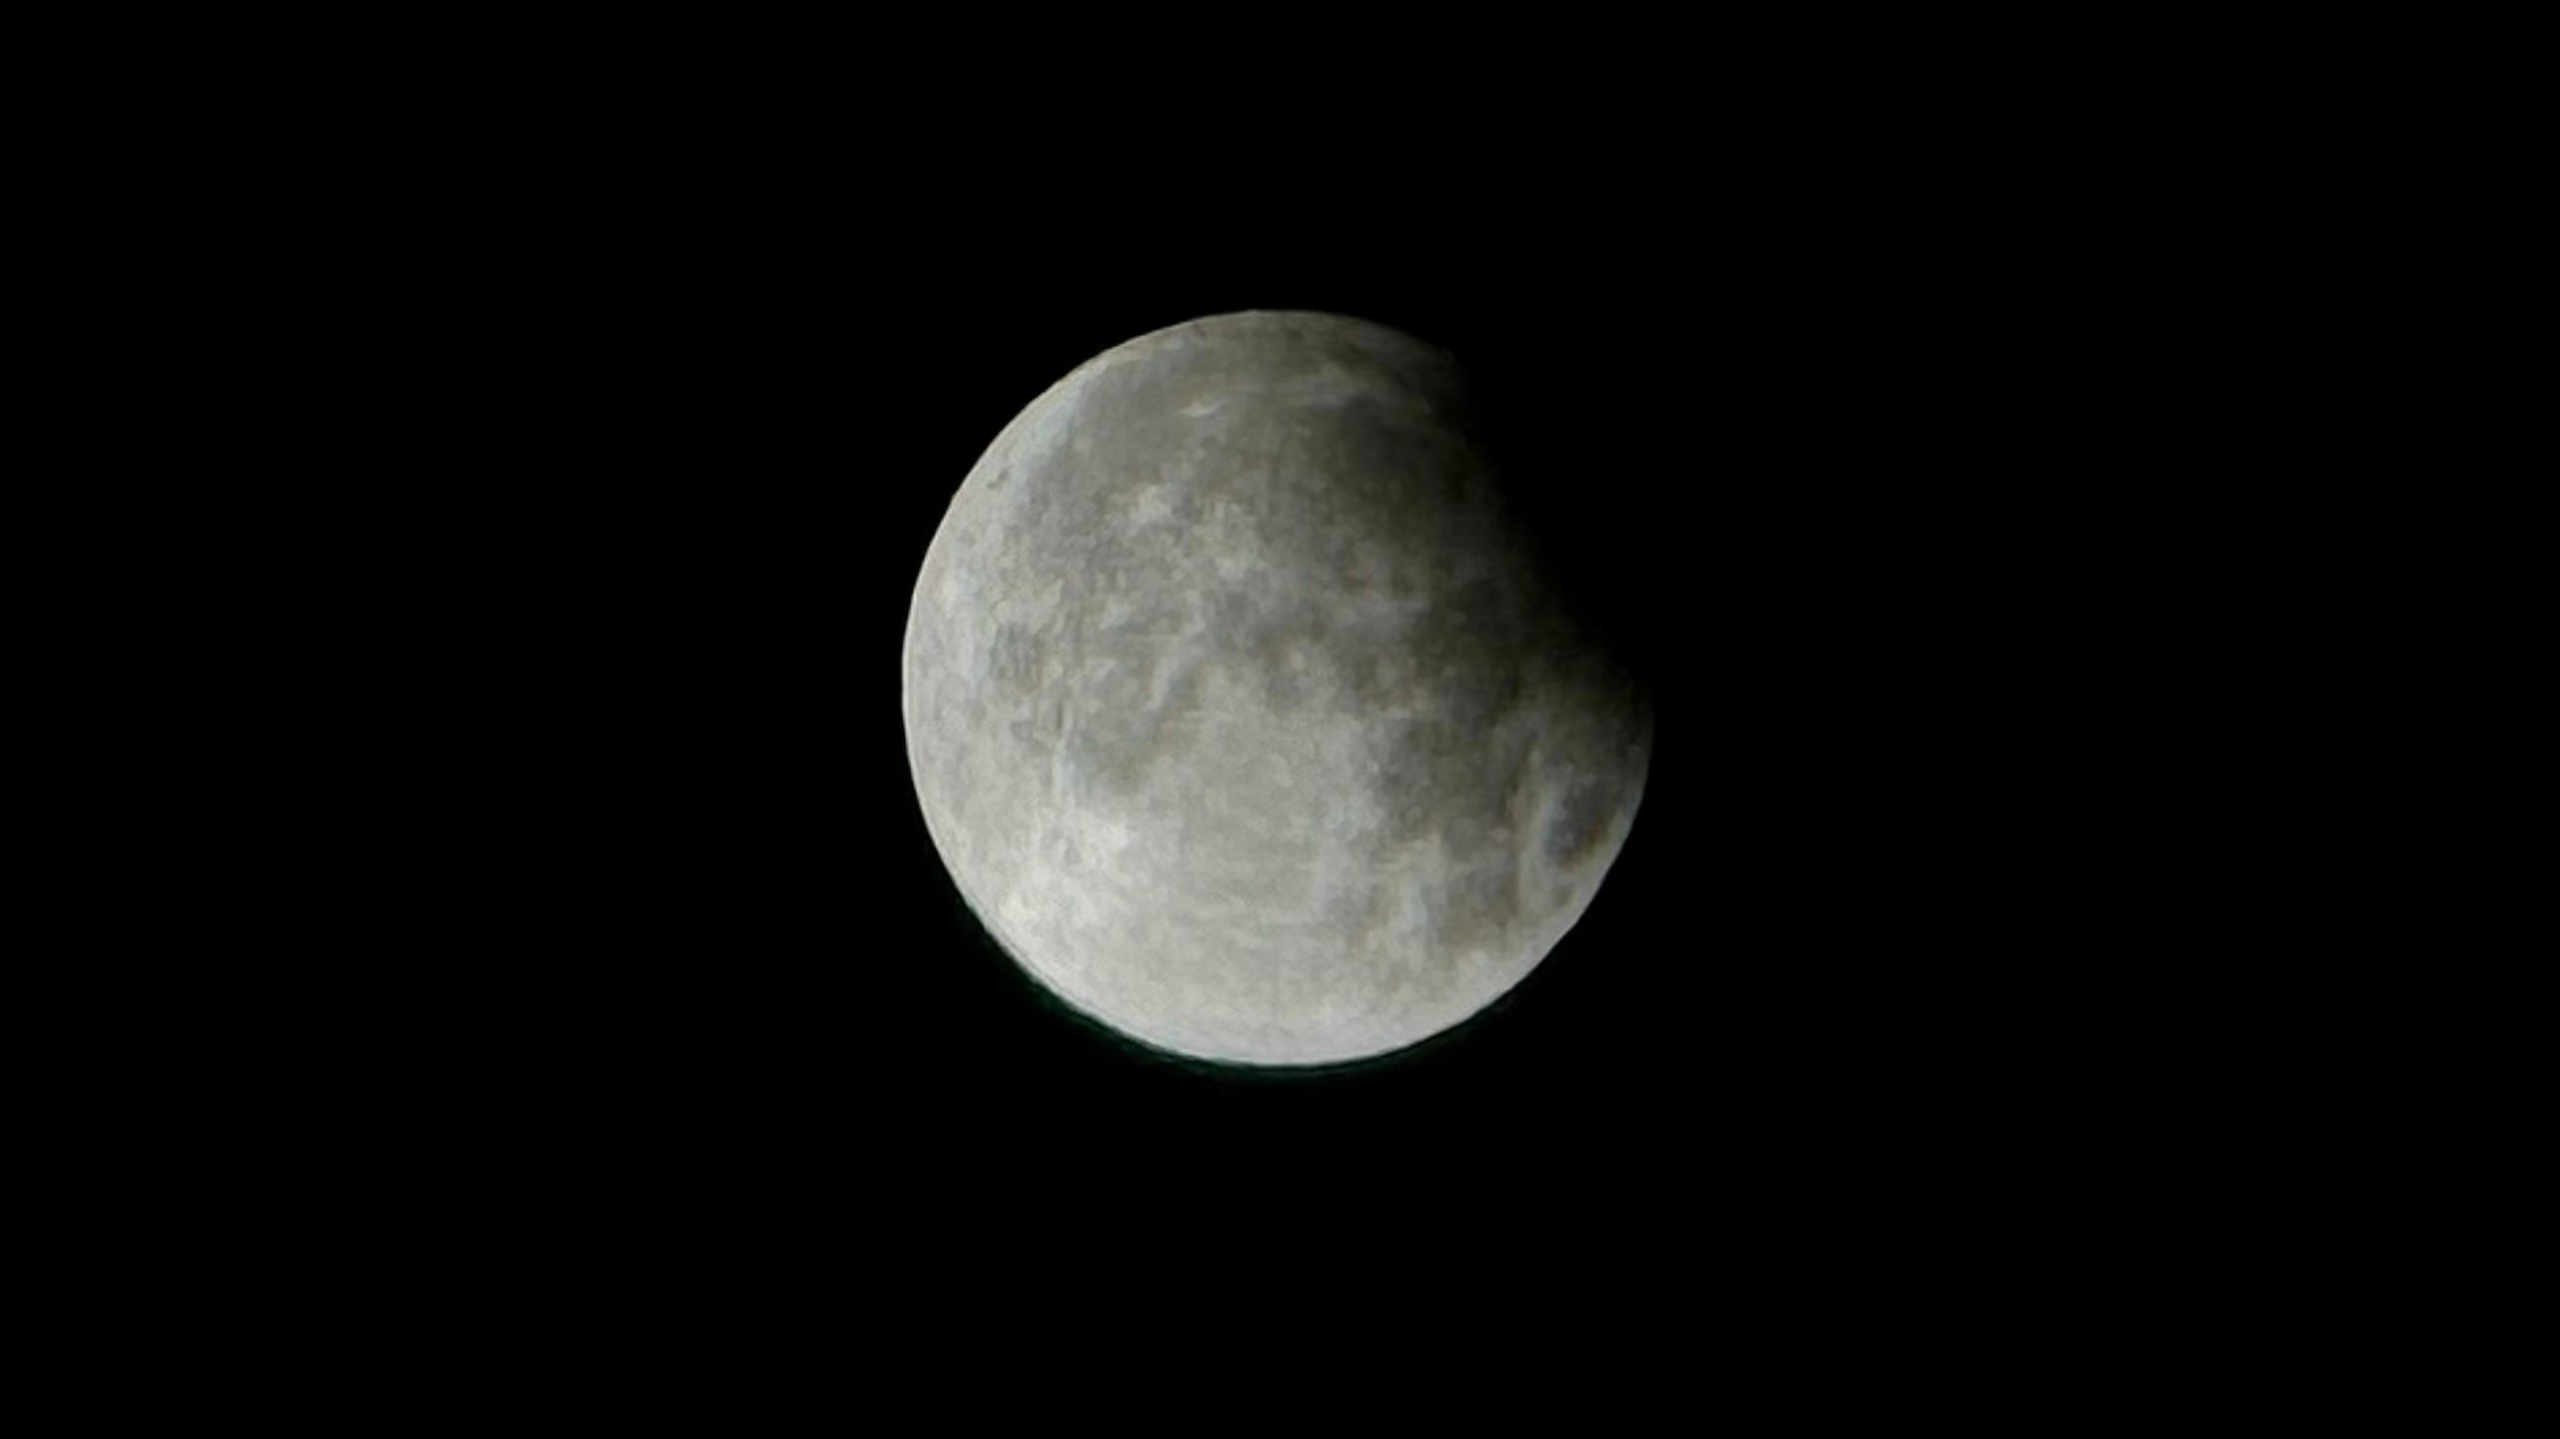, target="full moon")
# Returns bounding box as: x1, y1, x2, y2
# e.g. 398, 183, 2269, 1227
903, 311, 1651, 1066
